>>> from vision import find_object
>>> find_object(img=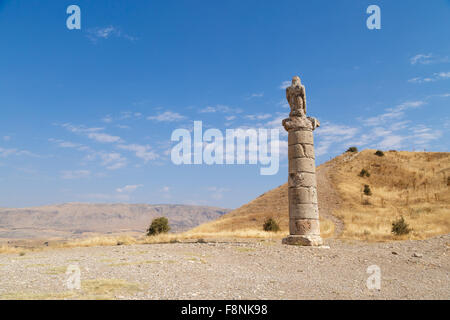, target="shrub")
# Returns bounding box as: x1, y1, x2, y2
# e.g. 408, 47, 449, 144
391, 216, 411, 235
147, 217, 170, 236
359, 169, 370, 177
263, 218, 280, 232
363, 184, 372, 196
375, 150, 385, 157
346, 147, 358, 153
